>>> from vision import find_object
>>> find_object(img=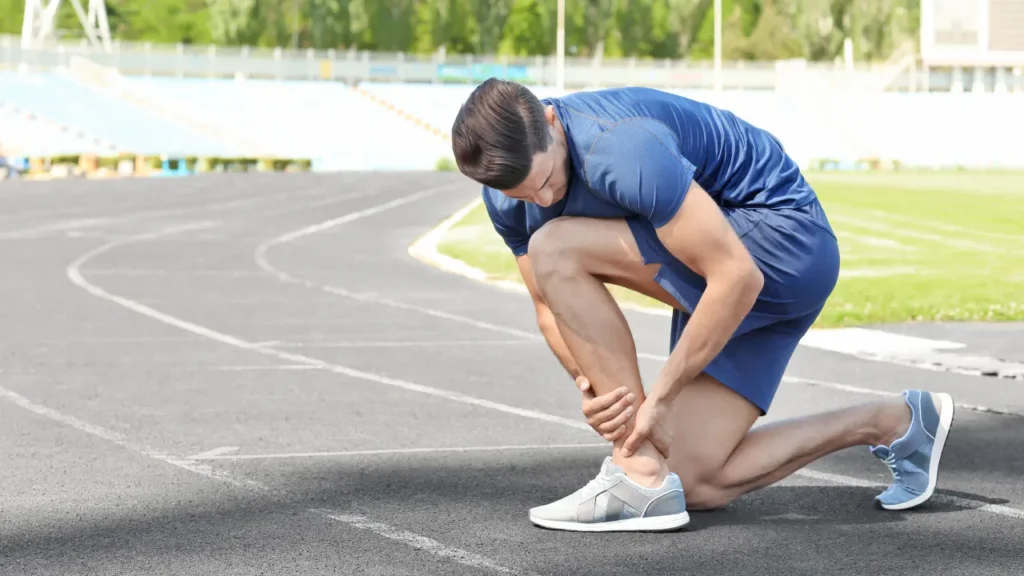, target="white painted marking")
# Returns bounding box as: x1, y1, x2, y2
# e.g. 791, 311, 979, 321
214, 364, 320, 371
781, 376, 899, 398
405, 197, 672, 317
0, 385, 267, 492
273, 339, 539, 348
837, 231, 916, 251
313, 510, 542, 576
258, 194, 1018, 409
255, 193, 550, 340
189, 446, 240, 459
85, 269, 268, 277
839, 267, 918, 278
798, 327, 966, 355
59, 193, 1024, 530
794, 469, 1024, 519
861, 208, 1024, 243
192, 443, 607, 460
0, 217, 115, 239
0, 384, 527, 574
70, 219, 590, 435
831, 214, 1007, 253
